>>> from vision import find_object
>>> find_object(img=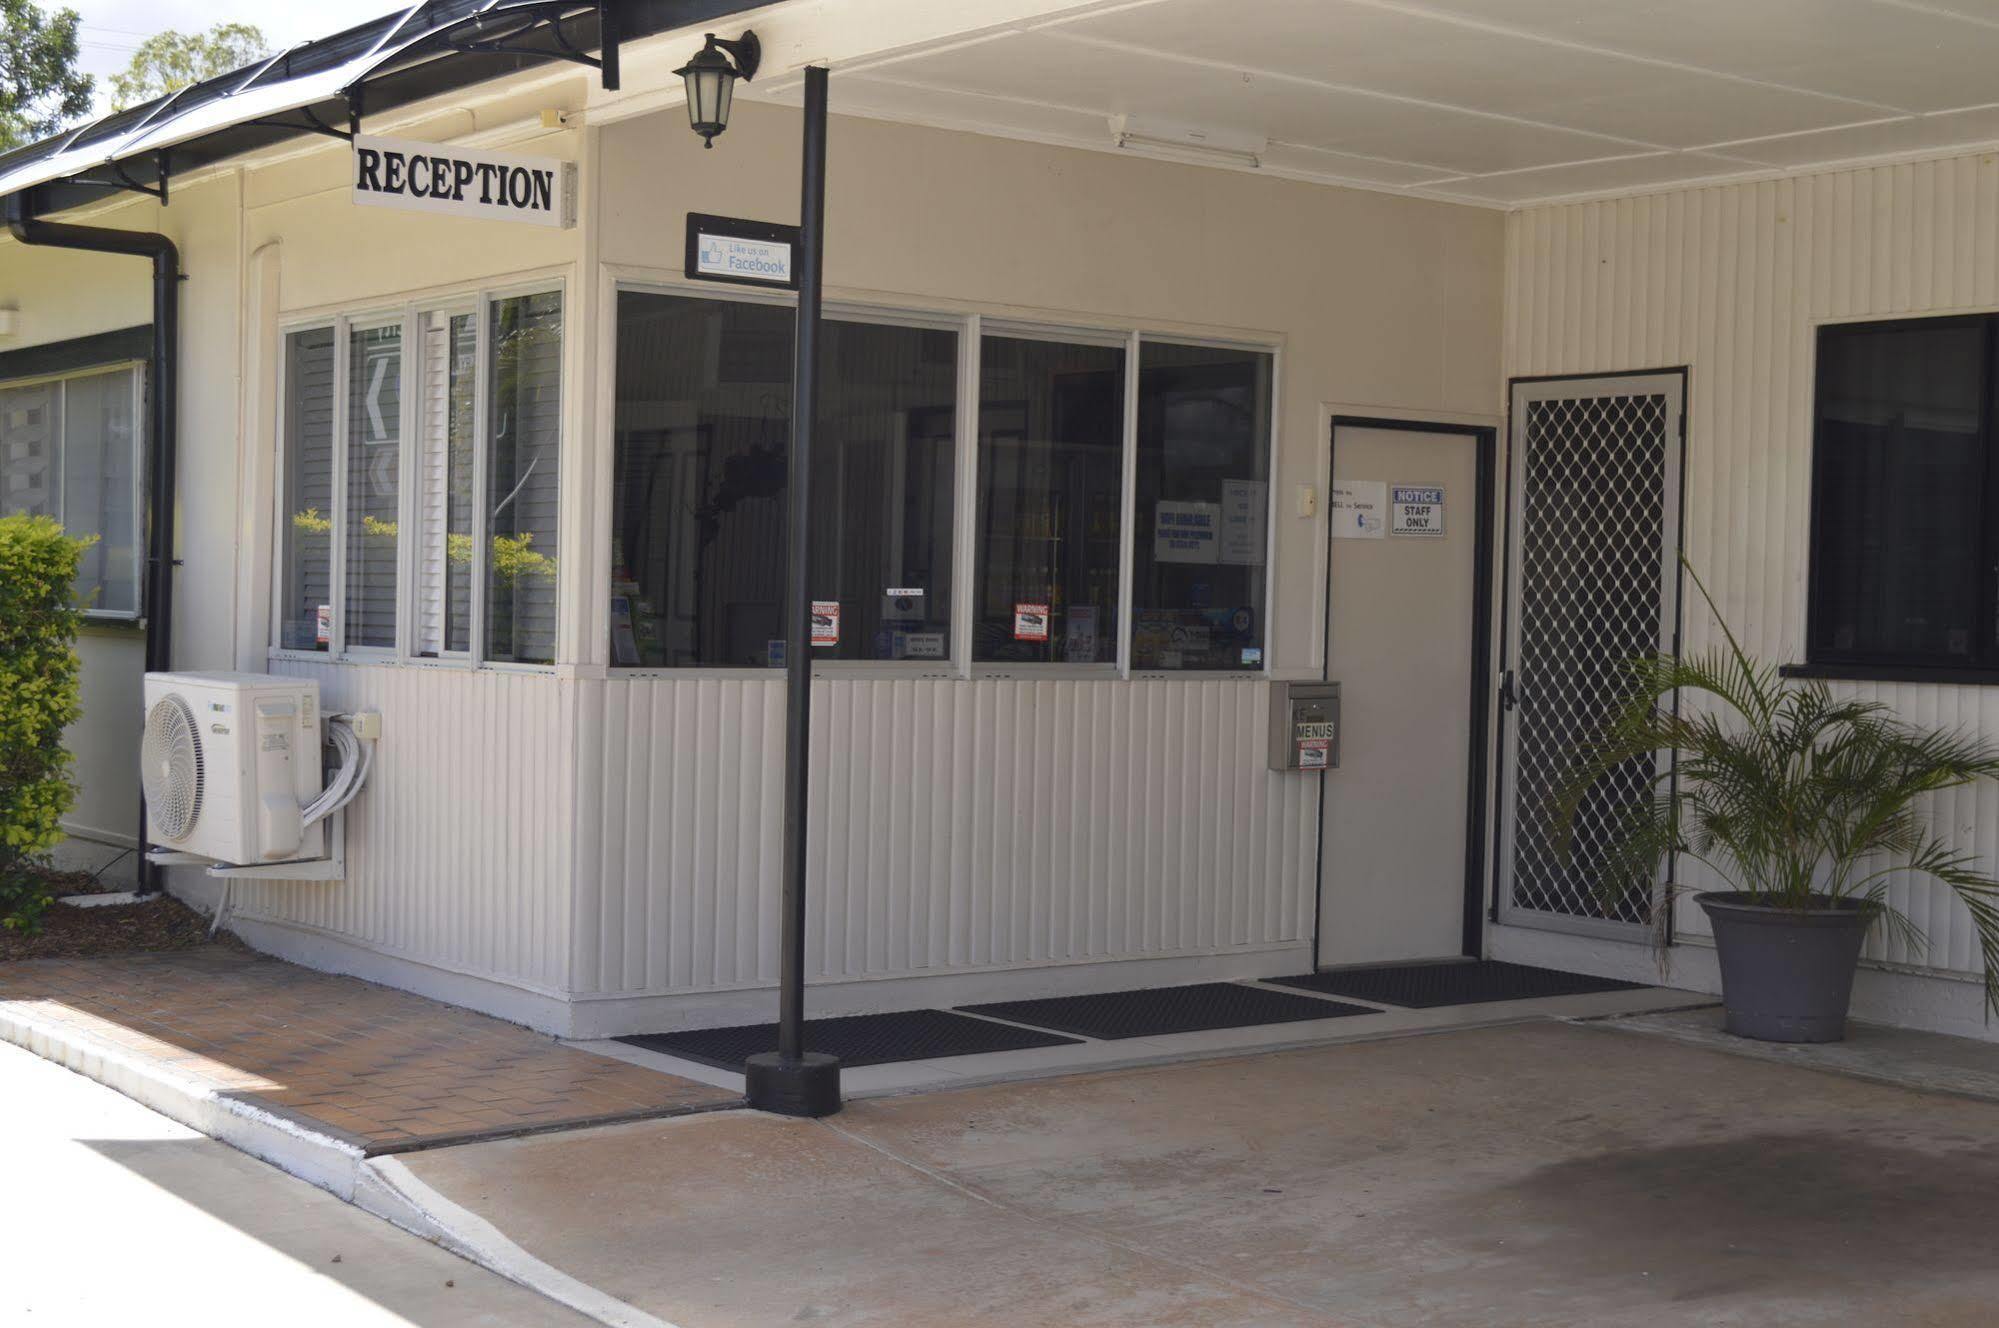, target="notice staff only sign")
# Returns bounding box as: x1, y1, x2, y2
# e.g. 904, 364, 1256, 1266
352, 135, 576, 229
